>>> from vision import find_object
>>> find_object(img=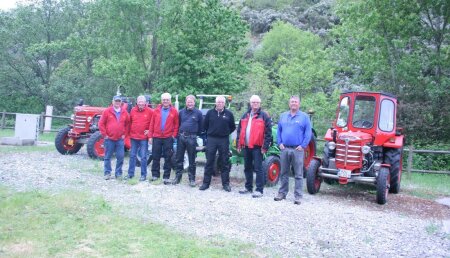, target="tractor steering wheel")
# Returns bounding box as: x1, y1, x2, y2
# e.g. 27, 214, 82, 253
353, 120, 373, 128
